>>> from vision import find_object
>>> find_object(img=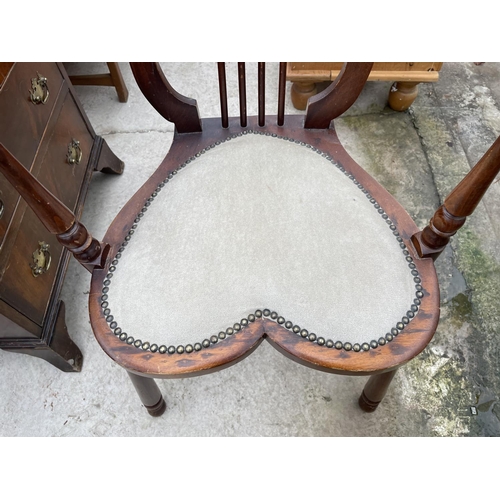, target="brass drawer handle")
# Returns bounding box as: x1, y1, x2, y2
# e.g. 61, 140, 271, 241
0, 199, 4, 219
29, 73, 49, 105
30, 241, 51, 277
67, 139, 82, 165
